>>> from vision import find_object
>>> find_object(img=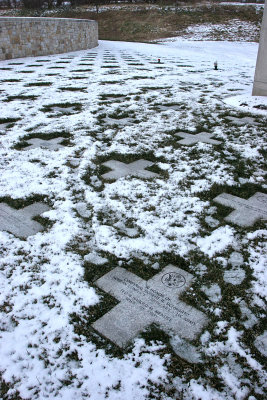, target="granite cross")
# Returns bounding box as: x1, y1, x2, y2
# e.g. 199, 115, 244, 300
213, 192, 267, 227
101, 159, 160, 181
92, 265, 208, 347
25, 137, 65, 150
175, 132, 221, 146
0, 202, 51, 238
